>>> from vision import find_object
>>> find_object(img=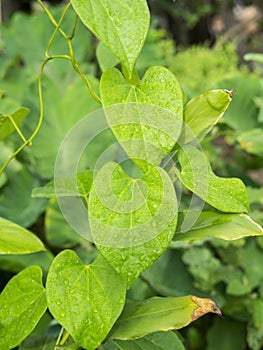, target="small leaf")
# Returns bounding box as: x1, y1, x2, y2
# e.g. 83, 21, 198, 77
70, 0, 150, 77
114, 331, 185, 350
46, 250, 126, 350
173, 211, 263, 243
0, 107, 29, 140
0, 216, 46, 254
180, 89, 232, 144
89, 161, 178, 282
176, 146, 249, 213
100, 67, 183, 165
0, 266, 47, 349
110, 296, 221, 340
32, 170, 93, 199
